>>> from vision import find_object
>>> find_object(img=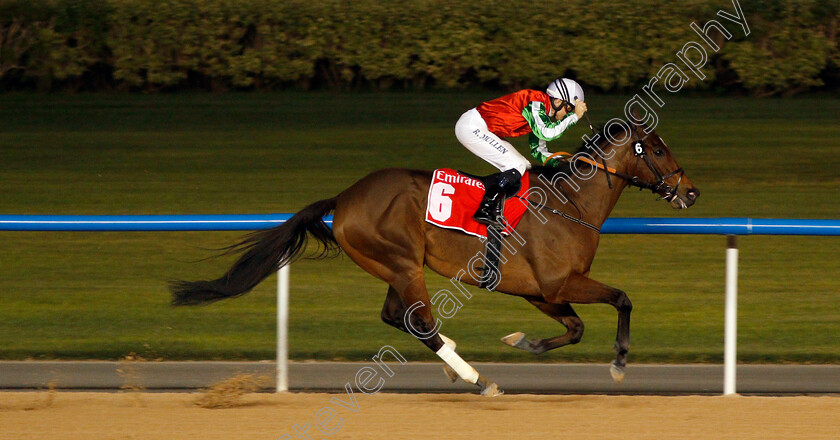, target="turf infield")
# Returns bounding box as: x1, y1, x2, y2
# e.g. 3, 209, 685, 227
0, 92, 838, 362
